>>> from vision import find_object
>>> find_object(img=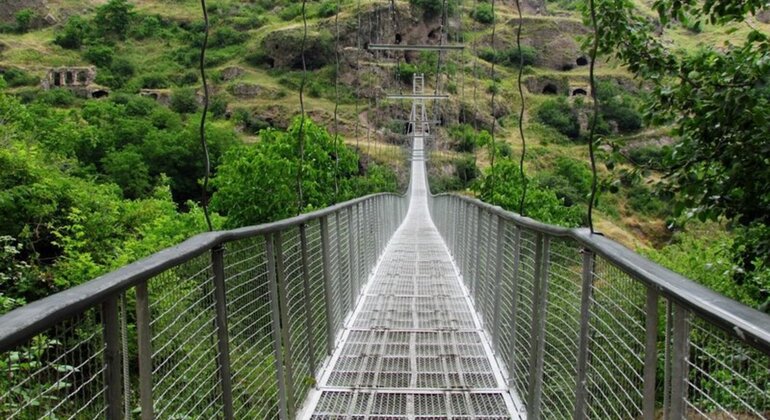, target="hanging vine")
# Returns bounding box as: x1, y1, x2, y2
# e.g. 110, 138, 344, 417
296, 0, 309, 214
587, 0, 600, 233
514, 0, 528, 216
198, 0, 213, 231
